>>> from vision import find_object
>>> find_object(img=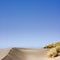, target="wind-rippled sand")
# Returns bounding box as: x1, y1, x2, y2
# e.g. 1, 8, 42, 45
0, 48, 60, 60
